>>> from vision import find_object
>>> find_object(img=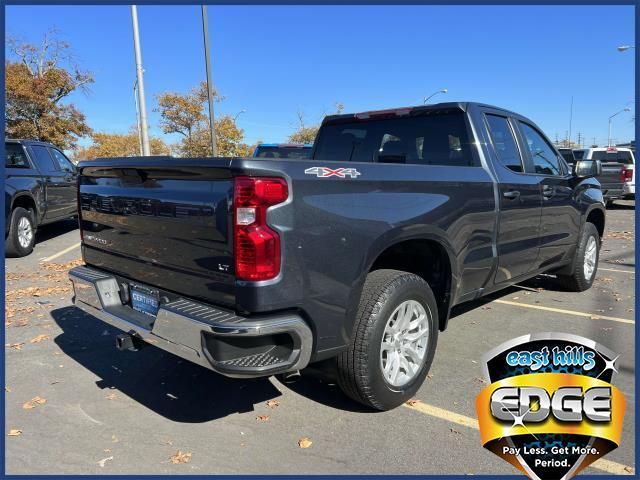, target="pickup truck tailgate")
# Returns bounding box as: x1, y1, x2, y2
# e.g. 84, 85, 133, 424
598, 162, 624, 192
78, 160, 235, 307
